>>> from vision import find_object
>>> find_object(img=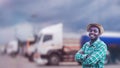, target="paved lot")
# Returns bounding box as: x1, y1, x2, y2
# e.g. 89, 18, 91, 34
0, 54, 120, 68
